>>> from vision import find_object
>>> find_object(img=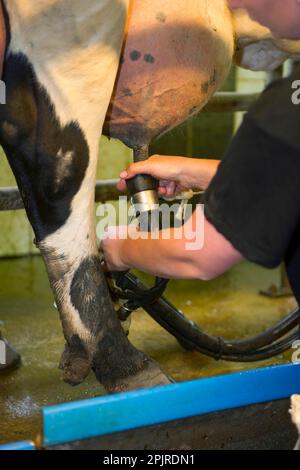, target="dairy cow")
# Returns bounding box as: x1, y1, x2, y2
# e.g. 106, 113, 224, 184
0, 0, 299, 392
0, 0, 167, 393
